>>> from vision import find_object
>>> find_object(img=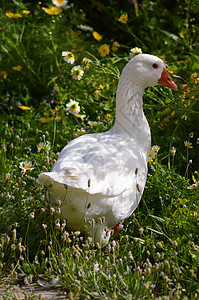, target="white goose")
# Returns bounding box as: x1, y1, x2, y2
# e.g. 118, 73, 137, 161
37, 54, 177, 246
